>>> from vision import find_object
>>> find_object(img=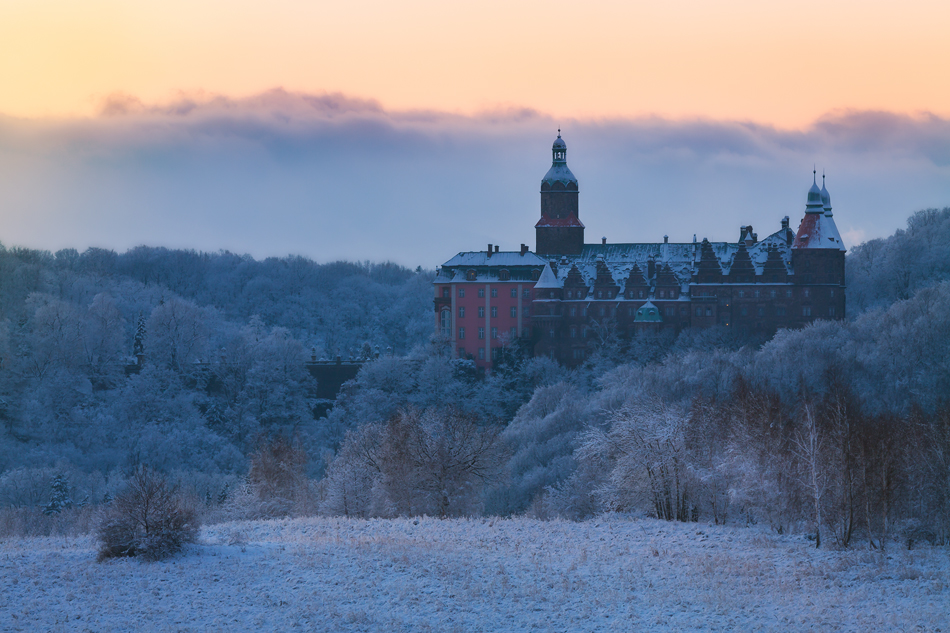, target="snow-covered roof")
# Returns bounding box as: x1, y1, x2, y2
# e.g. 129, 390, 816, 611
534, 263, 560, 289
792, 214, 846, 251
441, 252, 547, 268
